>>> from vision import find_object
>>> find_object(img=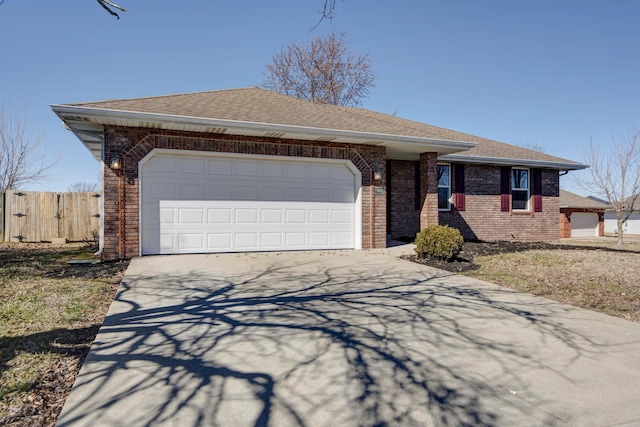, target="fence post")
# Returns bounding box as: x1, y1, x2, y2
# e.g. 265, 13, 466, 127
0, 191, 4, 242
